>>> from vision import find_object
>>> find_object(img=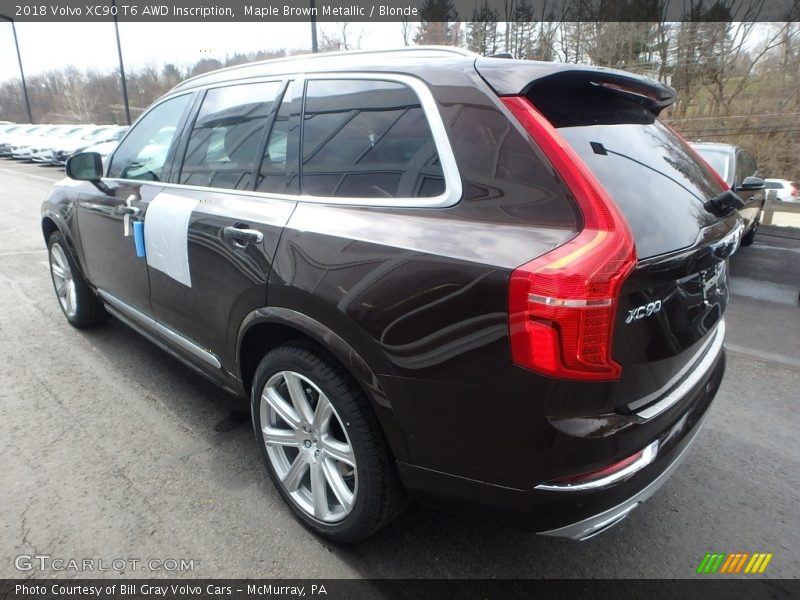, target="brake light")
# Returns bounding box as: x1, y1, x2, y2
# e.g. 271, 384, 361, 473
502, 96, 637, 381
